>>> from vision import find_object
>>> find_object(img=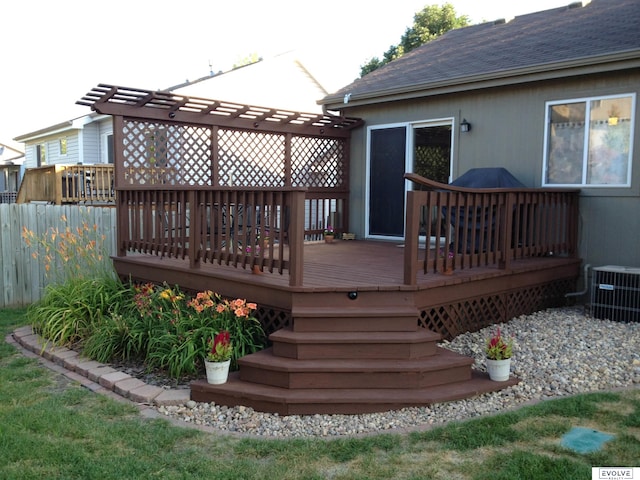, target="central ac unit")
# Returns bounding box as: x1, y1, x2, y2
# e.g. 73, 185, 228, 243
591, 265, 640, 323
